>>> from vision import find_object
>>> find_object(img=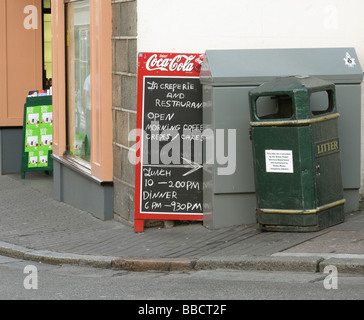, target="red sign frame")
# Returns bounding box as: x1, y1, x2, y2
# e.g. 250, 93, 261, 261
134, 52, 205, 232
